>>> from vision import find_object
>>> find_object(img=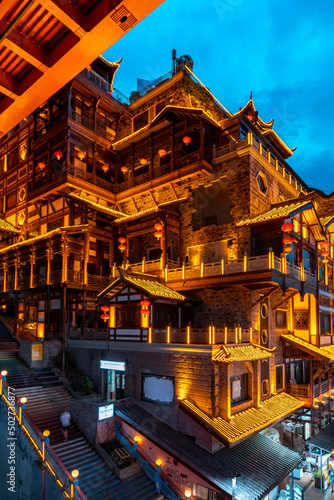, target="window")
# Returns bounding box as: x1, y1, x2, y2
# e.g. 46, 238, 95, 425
320, 313, 331, 335
294, 311, 309, 329
192, 483, 216, 500
276, 310, 287, 329
6, 192, 16, 211
262, 379, 269, 396
276, 365, 284, 391
231, 374, 248, 404
256, 172, 268, 195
